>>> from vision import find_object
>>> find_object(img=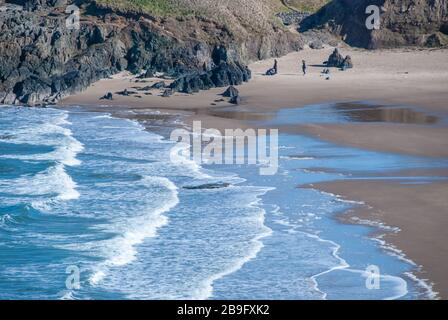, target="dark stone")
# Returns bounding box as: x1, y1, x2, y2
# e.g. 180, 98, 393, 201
150, 81, 166, 89
309, 40, 324, 49
100, 92, 113, 100
341, 55, 353, 69
265, 68, 276, 76
222, 85, 239, 97
183, 182, 230, 190
162, 88, 173, 97
229, 95, 240, 105
326, 48, 345, 67
116, 89, 136, 96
